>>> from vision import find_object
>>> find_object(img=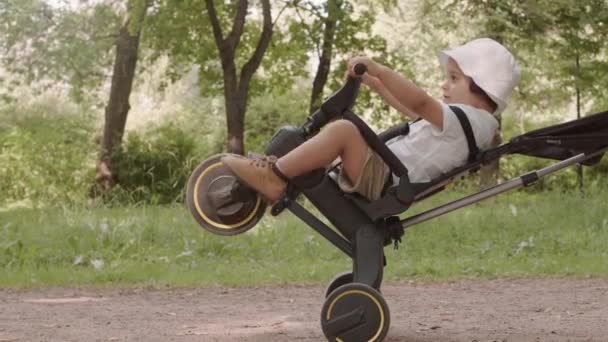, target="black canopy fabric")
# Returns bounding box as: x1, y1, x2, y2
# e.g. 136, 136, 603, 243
508, 110, 608, 165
